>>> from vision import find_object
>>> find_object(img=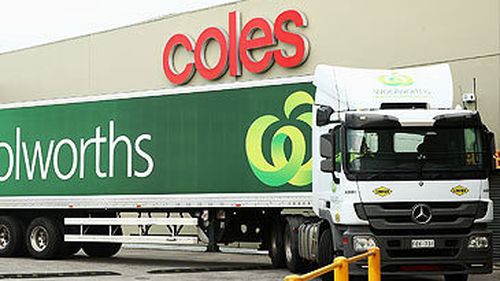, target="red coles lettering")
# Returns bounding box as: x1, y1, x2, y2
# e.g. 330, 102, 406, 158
163, 9, 309, 85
